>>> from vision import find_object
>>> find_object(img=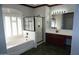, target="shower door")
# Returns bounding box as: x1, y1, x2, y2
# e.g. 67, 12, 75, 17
35, 17, 43, 43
